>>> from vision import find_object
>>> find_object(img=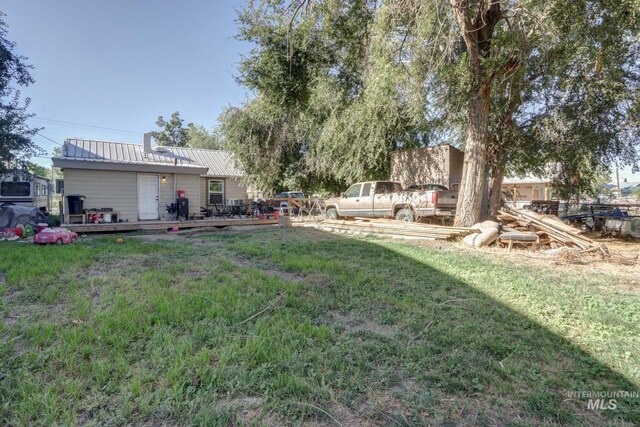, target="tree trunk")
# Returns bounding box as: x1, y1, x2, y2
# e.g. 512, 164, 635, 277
487, 158, 505, 217
449, 0, 502, 227
454, 84, 491, 227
